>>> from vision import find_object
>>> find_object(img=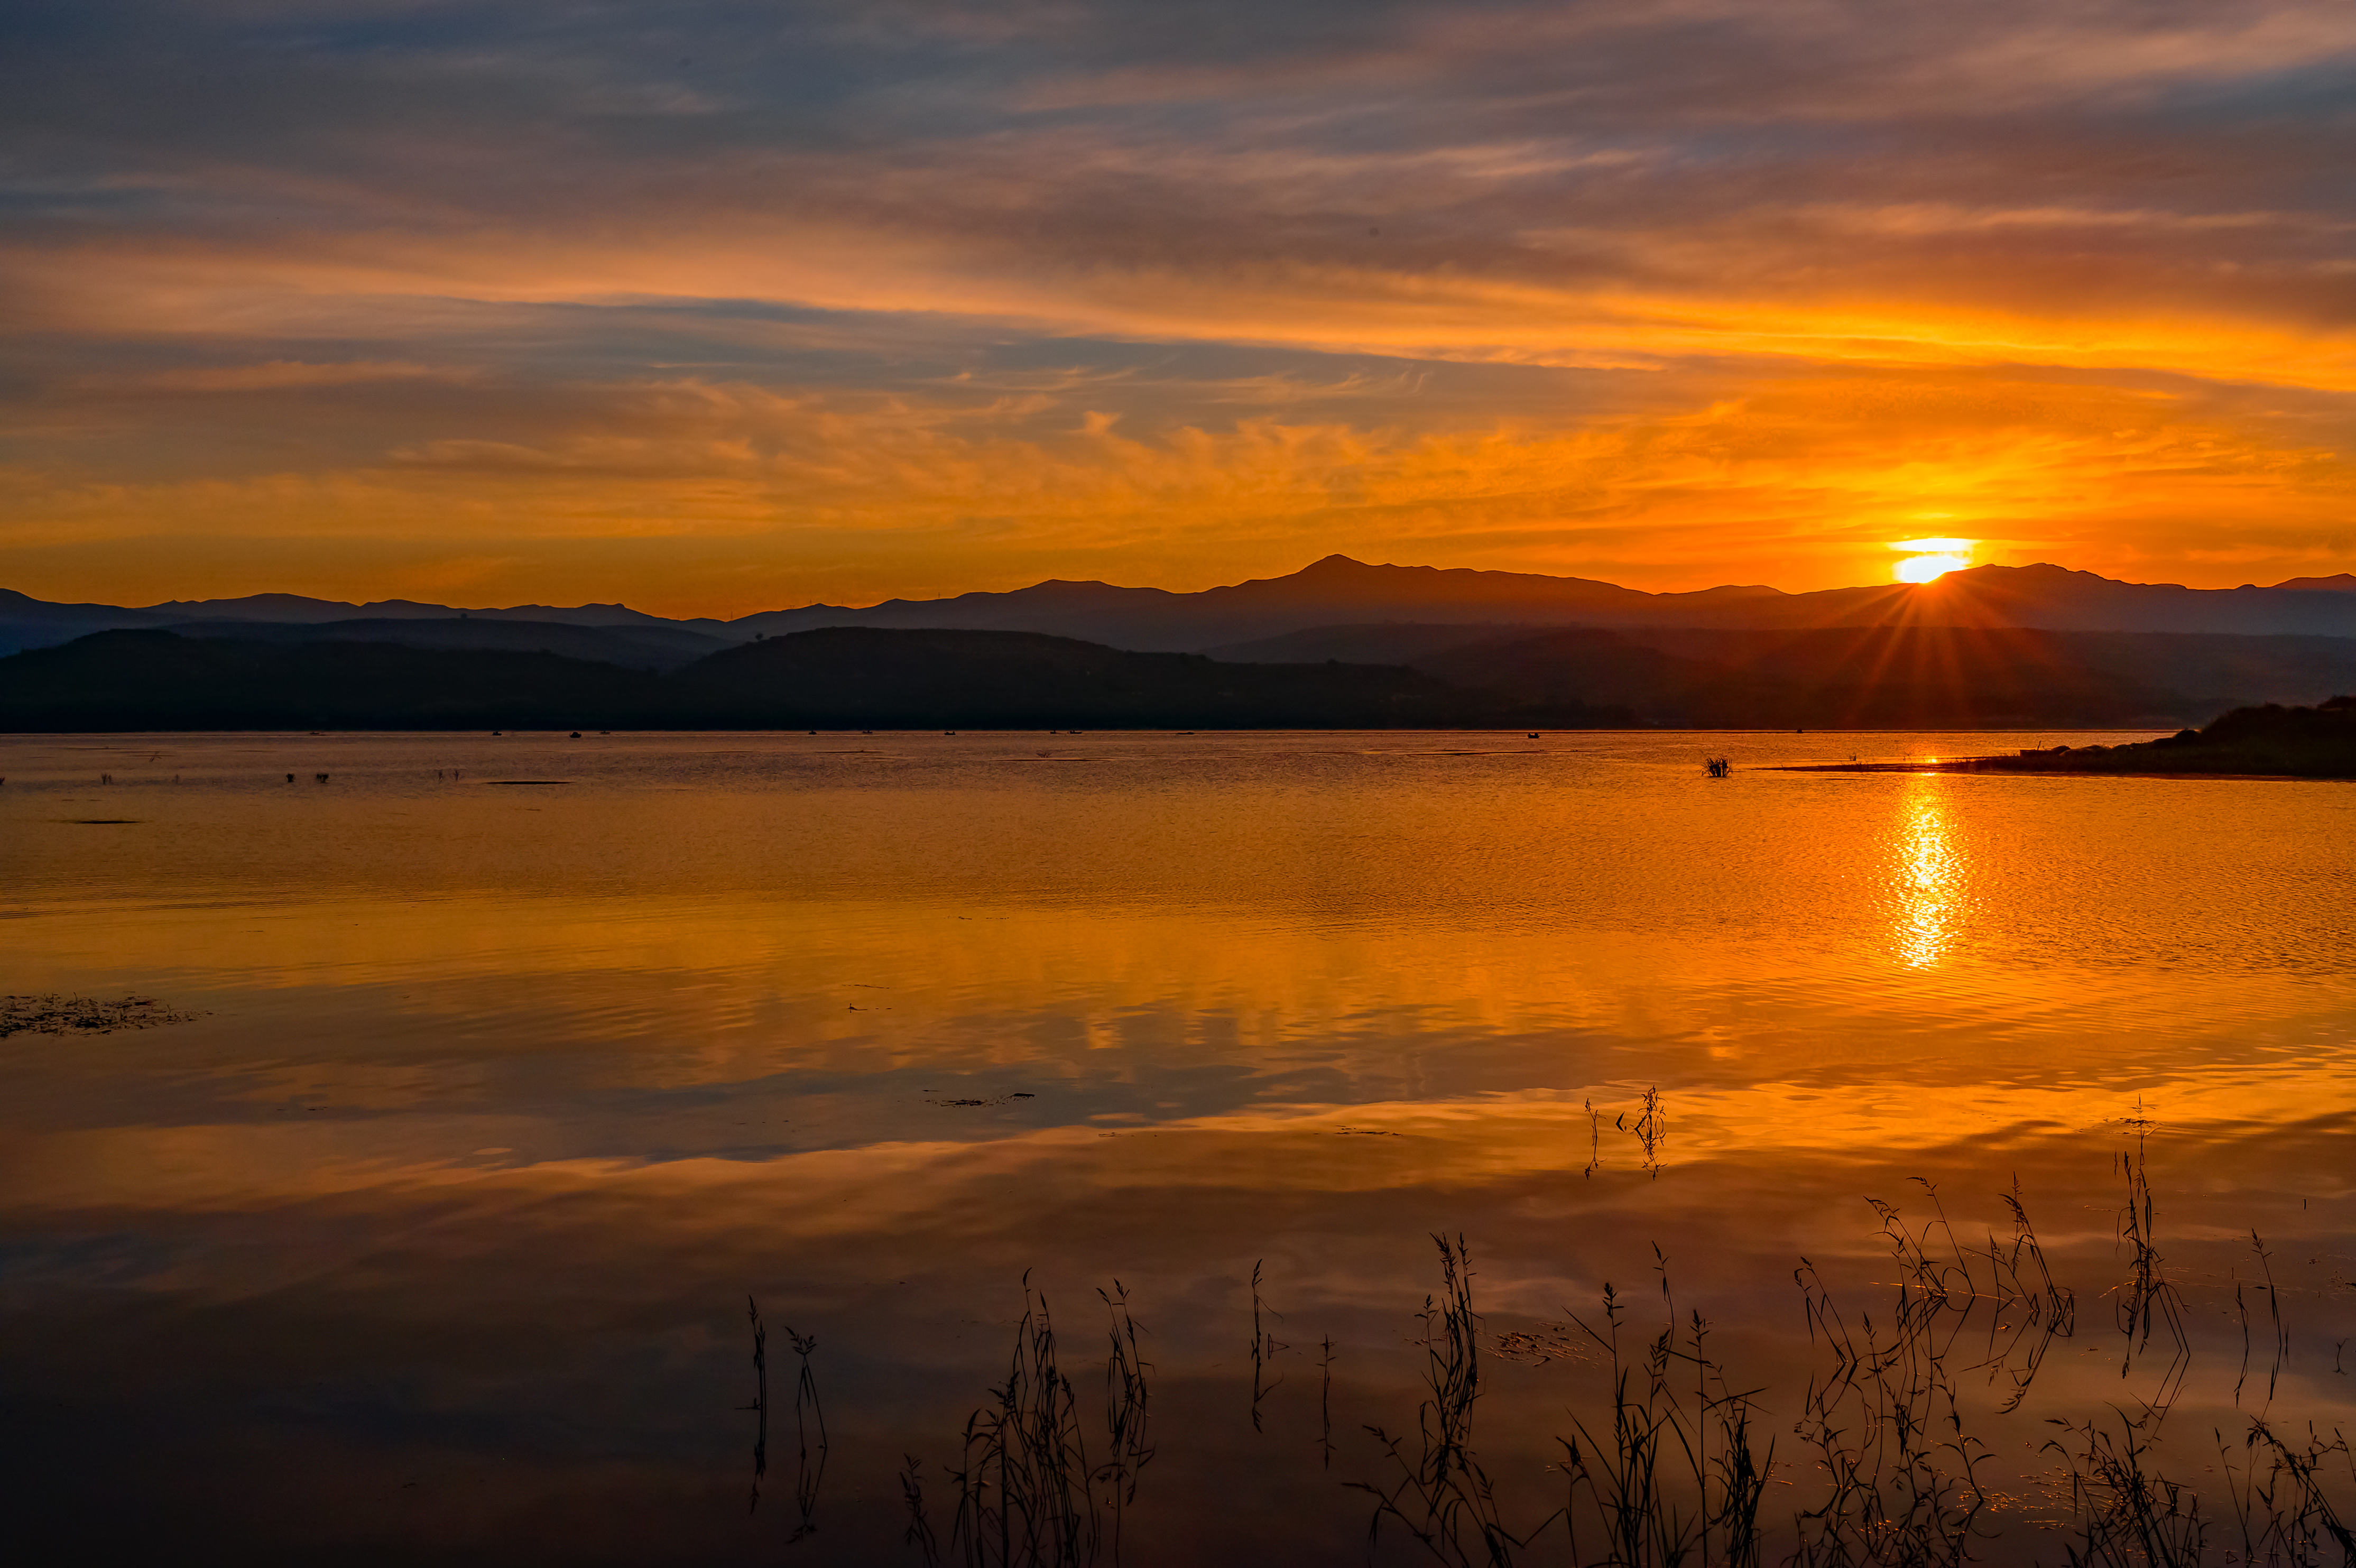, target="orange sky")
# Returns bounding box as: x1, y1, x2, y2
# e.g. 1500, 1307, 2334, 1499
4, 1, 2354, 615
